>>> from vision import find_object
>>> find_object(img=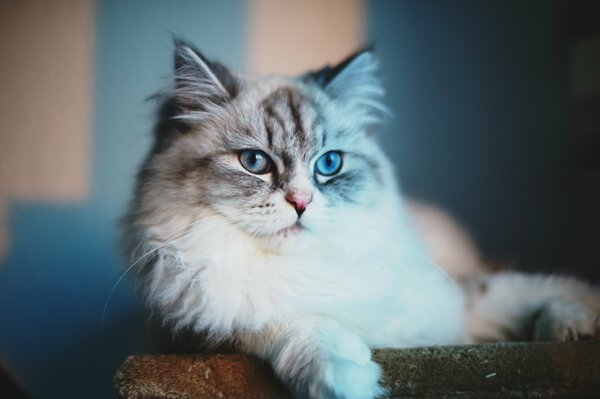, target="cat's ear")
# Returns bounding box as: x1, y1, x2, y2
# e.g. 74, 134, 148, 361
307, 48, 383, 98
306, 47, 387, 124
173, 39, 239, 113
